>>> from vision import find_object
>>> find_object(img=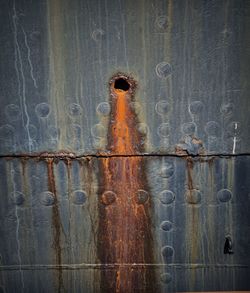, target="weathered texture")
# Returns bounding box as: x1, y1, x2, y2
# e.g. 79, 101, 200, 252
0, 0, 250, 292
0, 0, 250, 156
0, 156, 250, 292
